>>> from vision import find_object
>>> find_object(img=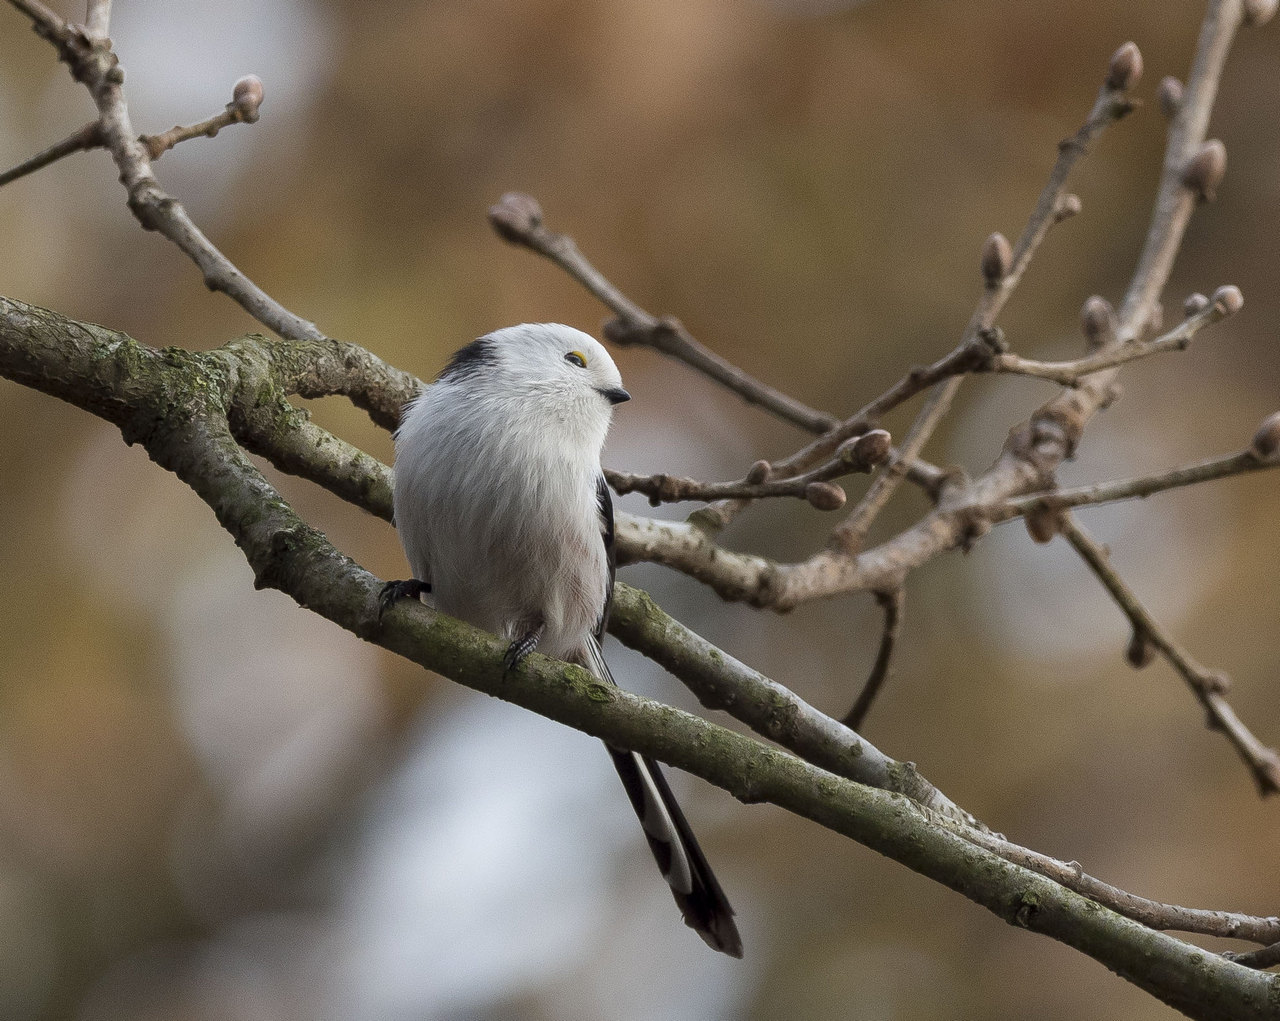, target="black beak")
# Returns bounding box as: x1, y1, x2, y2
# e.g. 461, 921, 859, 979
600, 386, 631, 405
